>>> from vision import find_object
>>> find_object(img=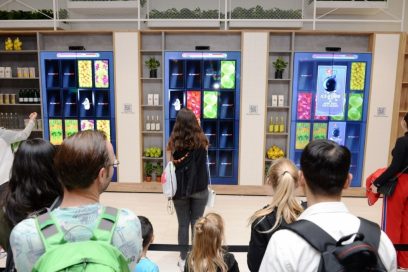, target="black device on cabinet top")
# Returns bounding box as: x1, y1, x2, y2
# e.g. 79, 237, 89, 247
325, 47, 341, 52
195, 46, 210, 50
68, 46, 85, 51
